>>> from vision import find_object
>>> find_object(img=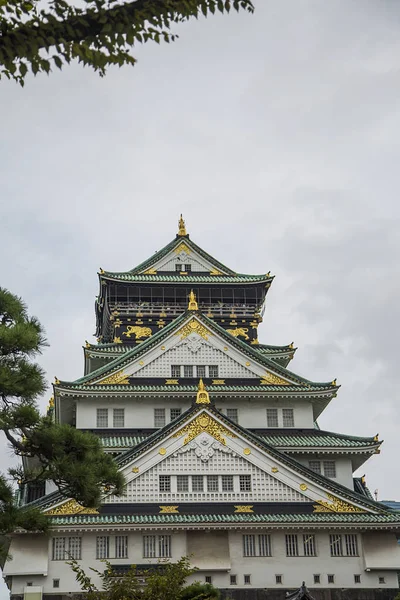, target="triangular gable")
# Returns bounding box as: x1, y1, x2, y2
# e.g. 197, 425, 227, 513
144, 240, 220, 274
